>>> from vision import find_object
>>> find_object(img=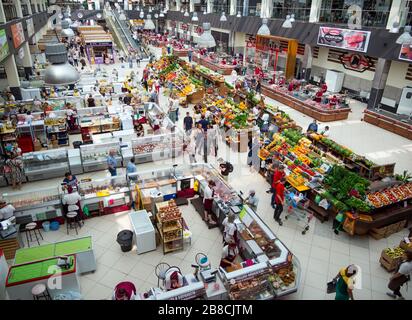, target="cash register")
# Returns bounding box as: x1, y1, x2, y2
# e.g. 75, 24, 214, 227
0, 216, 17, 239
